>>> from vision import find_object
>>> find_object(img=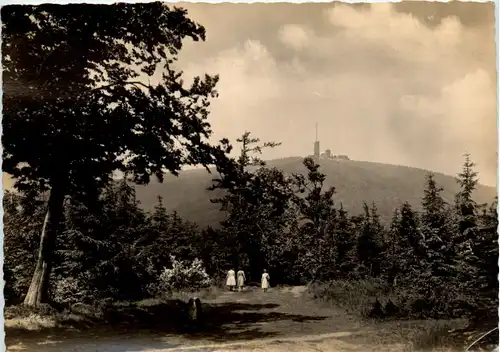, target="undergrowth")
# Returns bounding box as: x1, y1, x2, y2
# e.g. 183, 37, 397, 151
308, 279, 487, 351
4, 286, 223, 334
